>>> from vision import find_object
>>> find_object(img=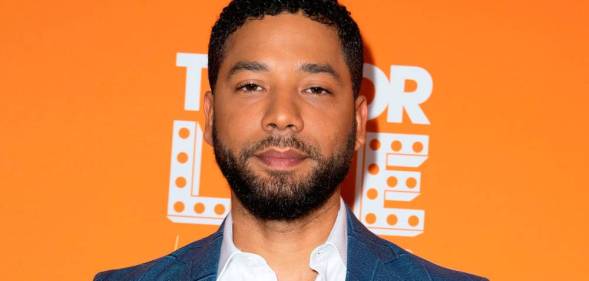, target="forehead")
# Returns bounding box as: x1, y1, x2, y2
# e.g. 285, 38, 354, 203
220, 13, 349, 75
